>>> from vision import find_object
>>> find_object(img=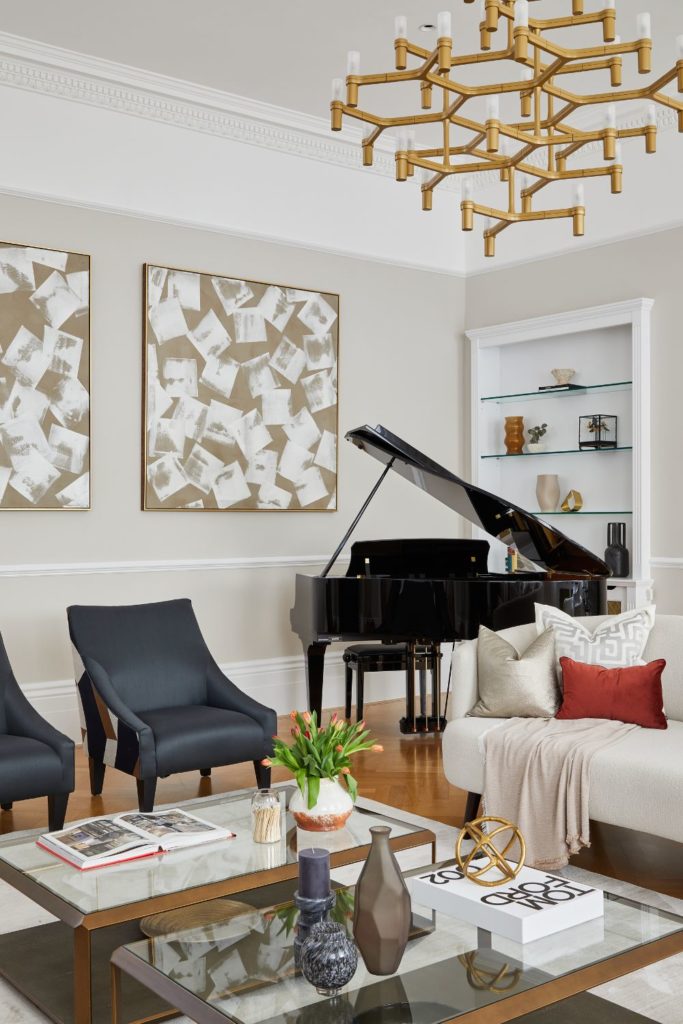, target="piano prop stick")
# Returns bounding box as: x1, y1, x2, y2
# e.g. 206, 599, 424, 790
290, 425, 609, 732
